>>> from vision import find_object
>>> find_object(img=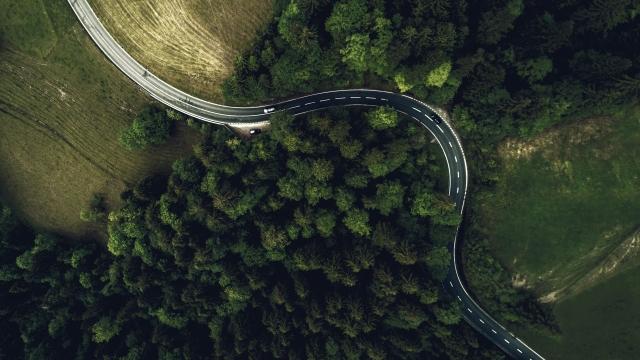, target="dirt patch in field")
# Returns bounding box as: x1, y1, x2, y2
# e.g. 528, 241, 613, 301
499, 116, 614, 161
89, 0, 275, 102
